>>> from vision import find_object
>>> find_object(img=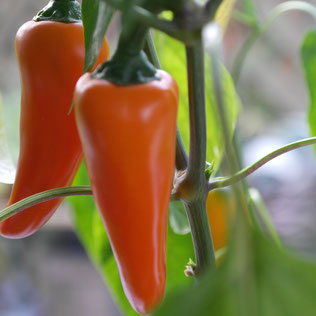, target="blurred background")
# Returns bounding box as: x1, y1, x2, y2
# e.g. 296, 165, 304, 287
0, 0, 316, 315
